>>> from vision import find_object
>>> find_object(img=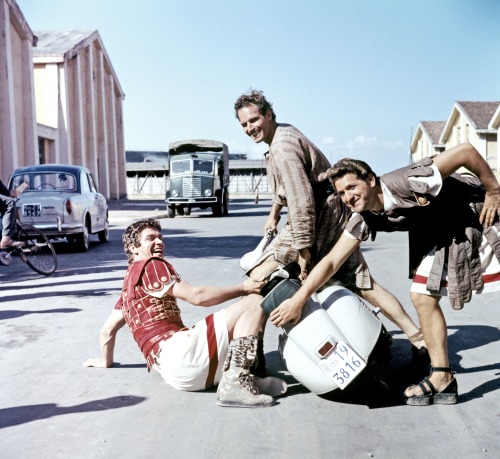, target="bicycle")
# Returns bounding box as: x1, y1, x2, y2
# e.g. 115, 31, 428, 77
0, 220, 57, 276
